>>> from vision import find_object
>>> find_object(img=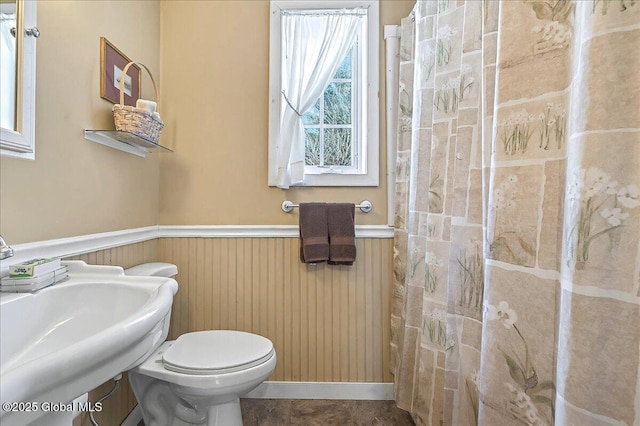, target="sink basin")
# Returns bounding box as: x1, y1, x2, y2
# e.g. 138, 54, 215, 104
0, 261, 178, 425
